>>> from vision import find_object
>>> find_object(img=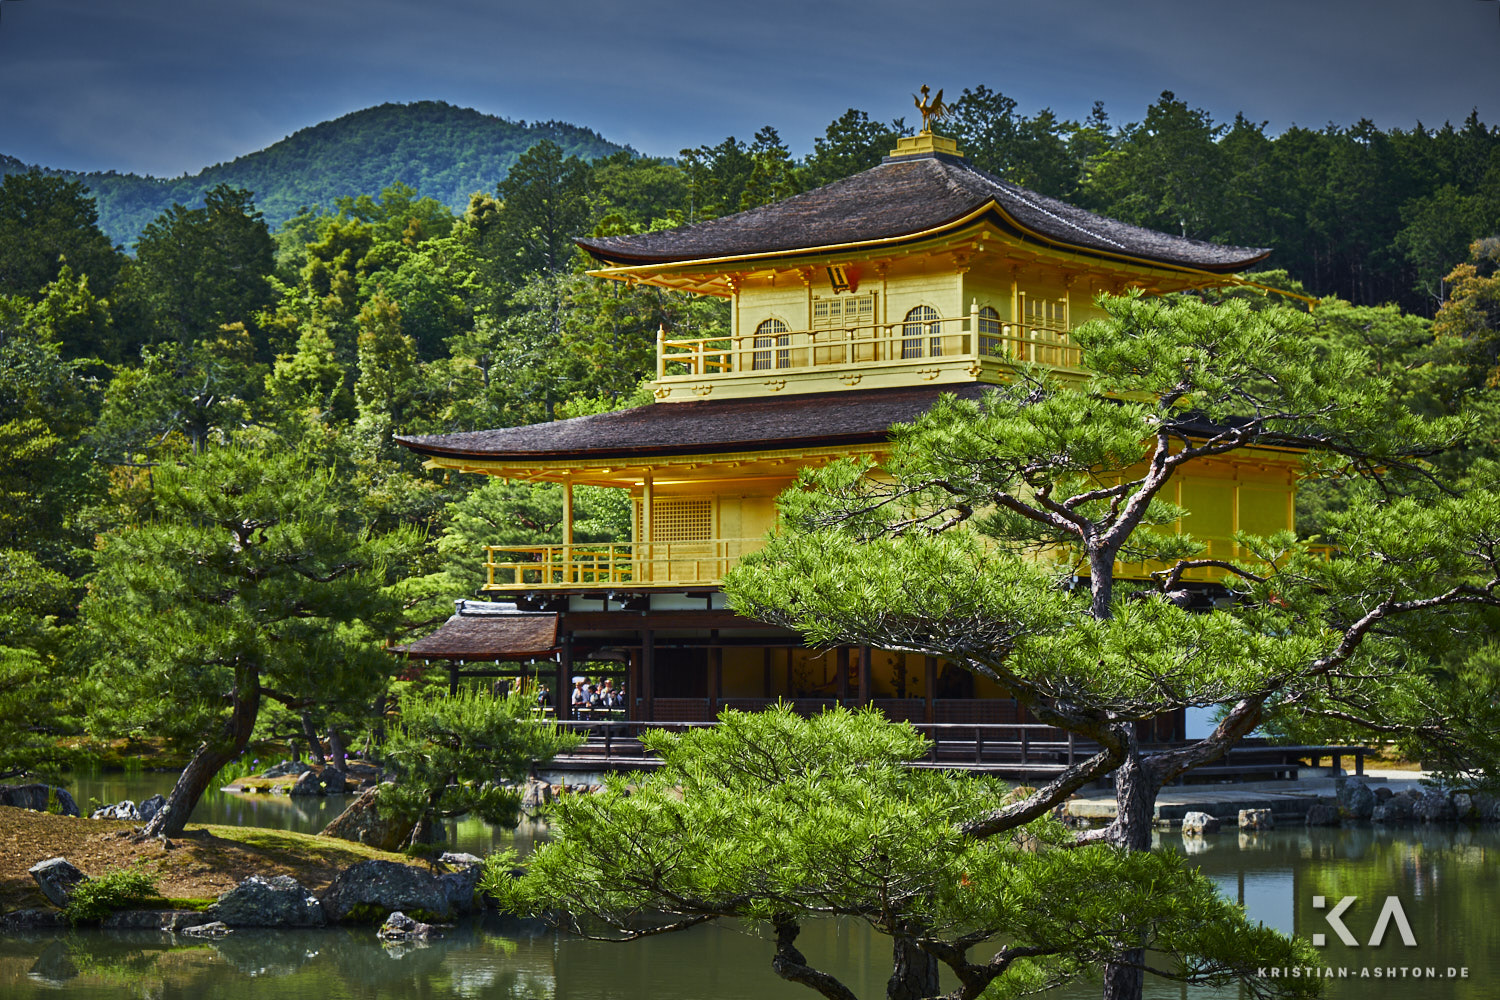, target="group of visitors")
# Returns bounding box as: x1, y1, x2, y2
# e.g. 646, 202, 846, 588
571, 676, 623, 714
